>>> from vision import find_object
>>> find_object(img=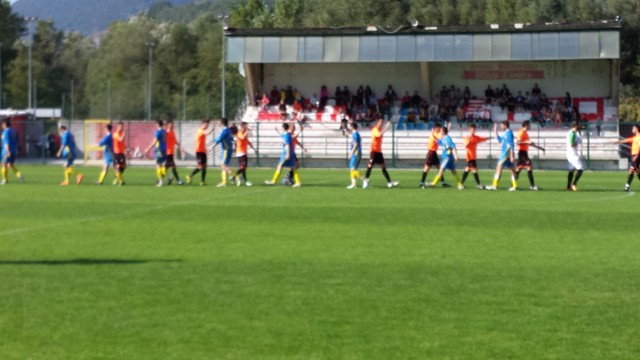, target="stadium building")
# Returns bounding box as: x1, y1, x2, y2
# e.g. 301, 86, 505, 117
228, 20, 624, 170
